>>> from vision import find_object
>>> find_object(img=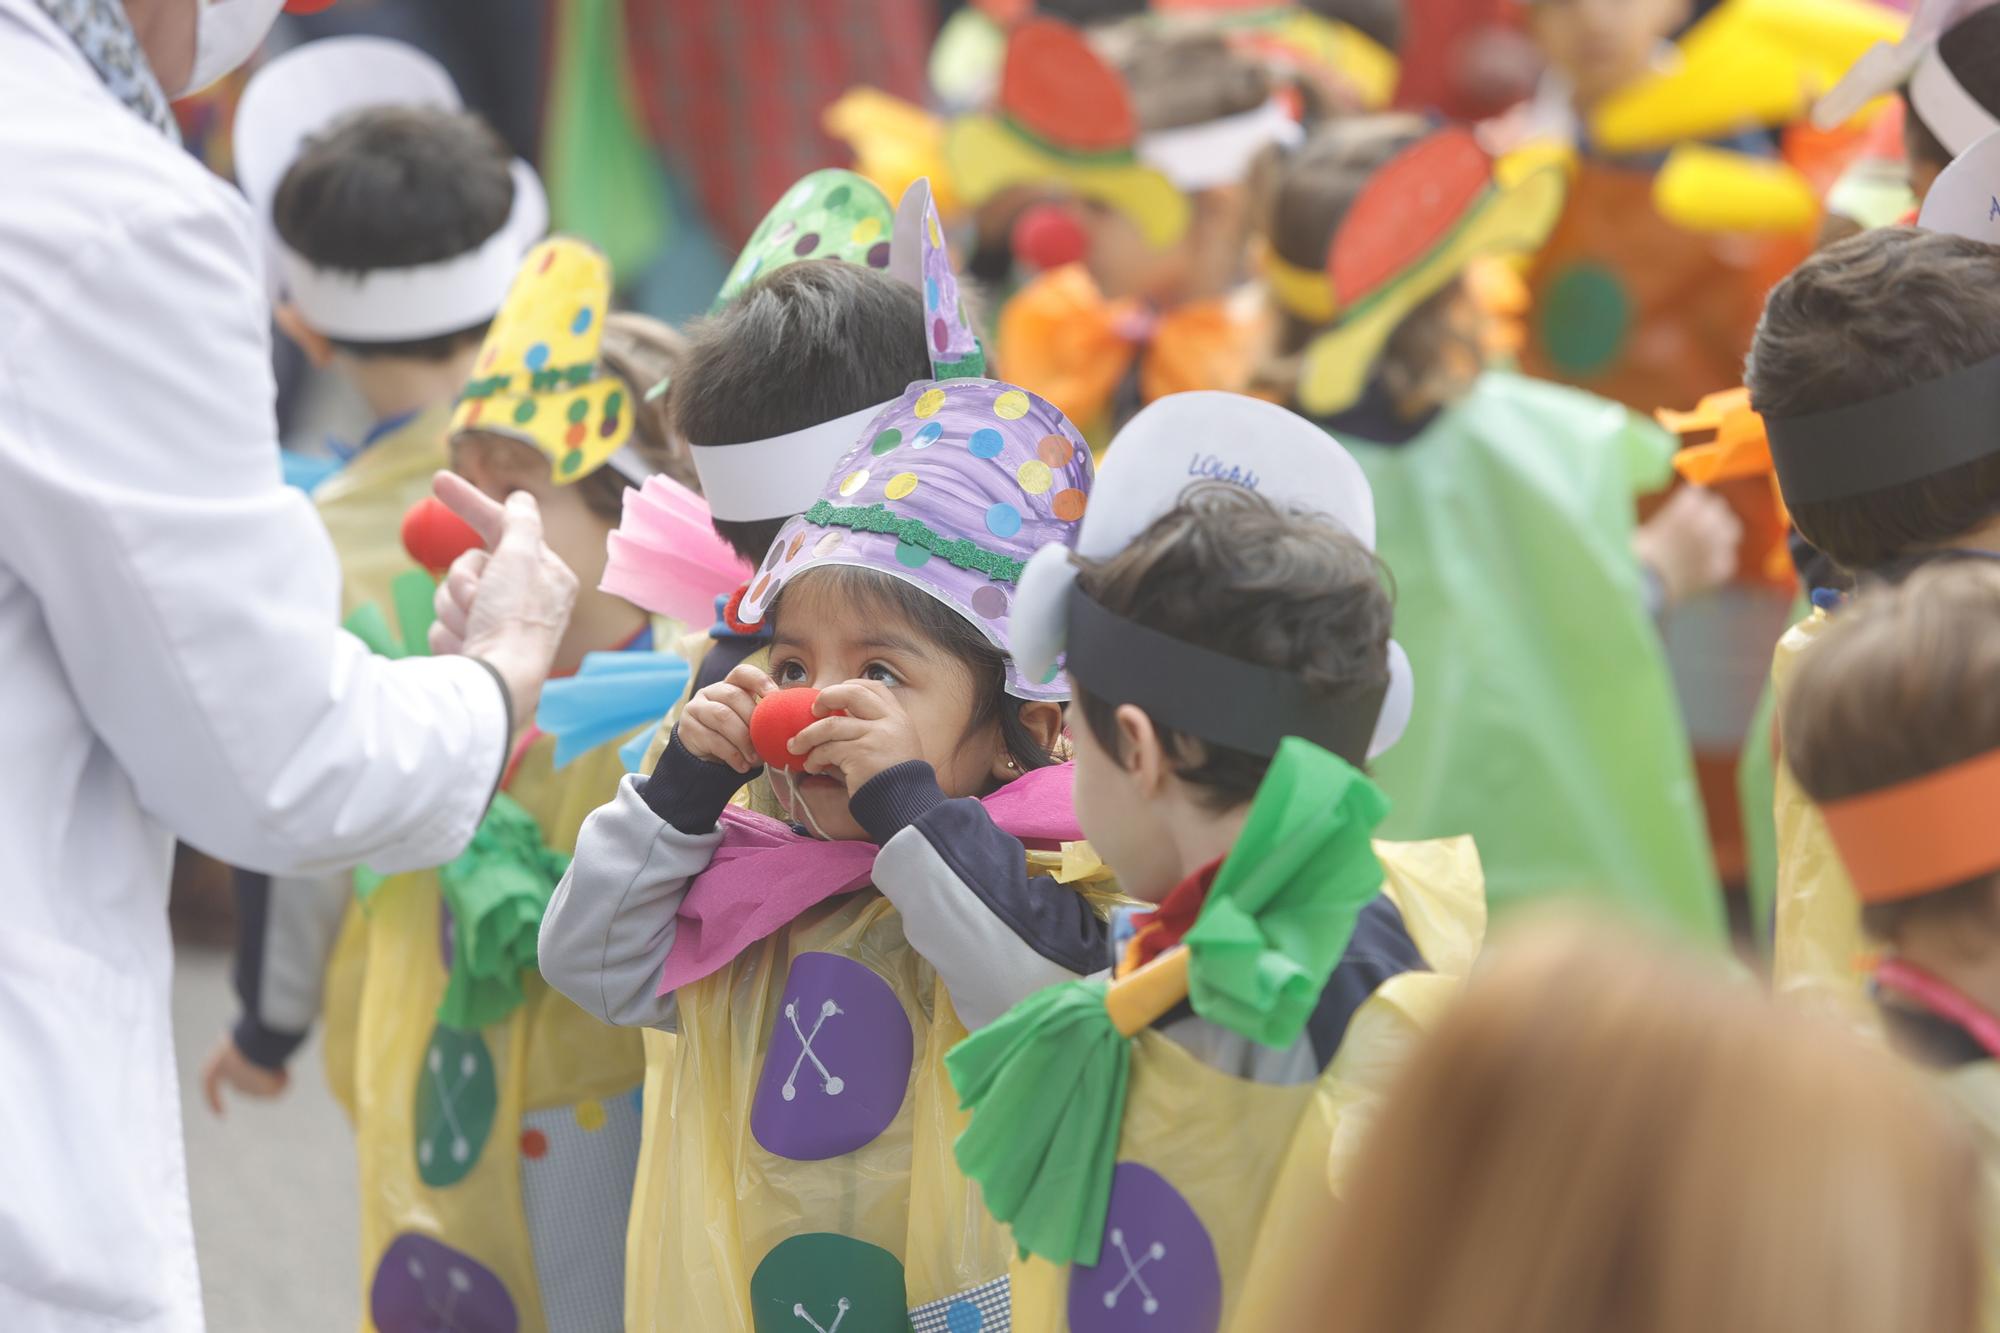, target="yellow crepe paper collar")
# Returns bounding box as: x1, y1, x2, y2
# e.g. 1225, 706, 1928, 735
452, 238, 632, 485
1296, 130, 1567, 417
